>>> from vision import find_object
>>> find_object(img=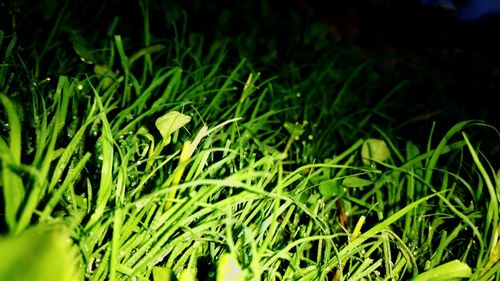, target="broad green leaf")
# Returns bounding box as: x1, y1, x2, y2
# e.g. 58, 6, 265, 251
318, 179, 343, 197
155, 111, 191, 142
342, 176, 373, 188
0, 227, 82, 281
361, 138, 391, 165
